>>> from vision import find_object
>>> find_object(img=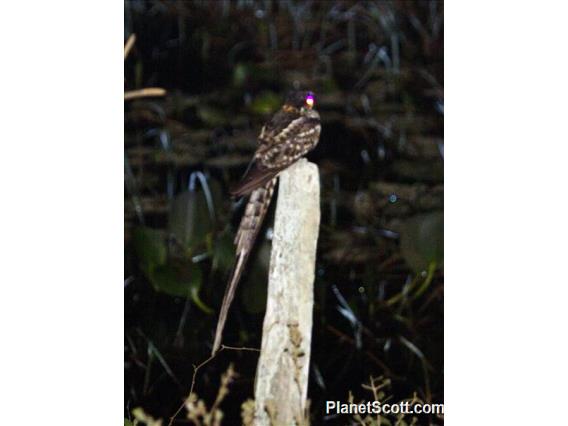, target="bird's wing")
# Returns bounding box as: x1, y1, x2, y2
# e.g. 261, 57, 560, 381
230, 161, 285, 197
231, 115, 320, 196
